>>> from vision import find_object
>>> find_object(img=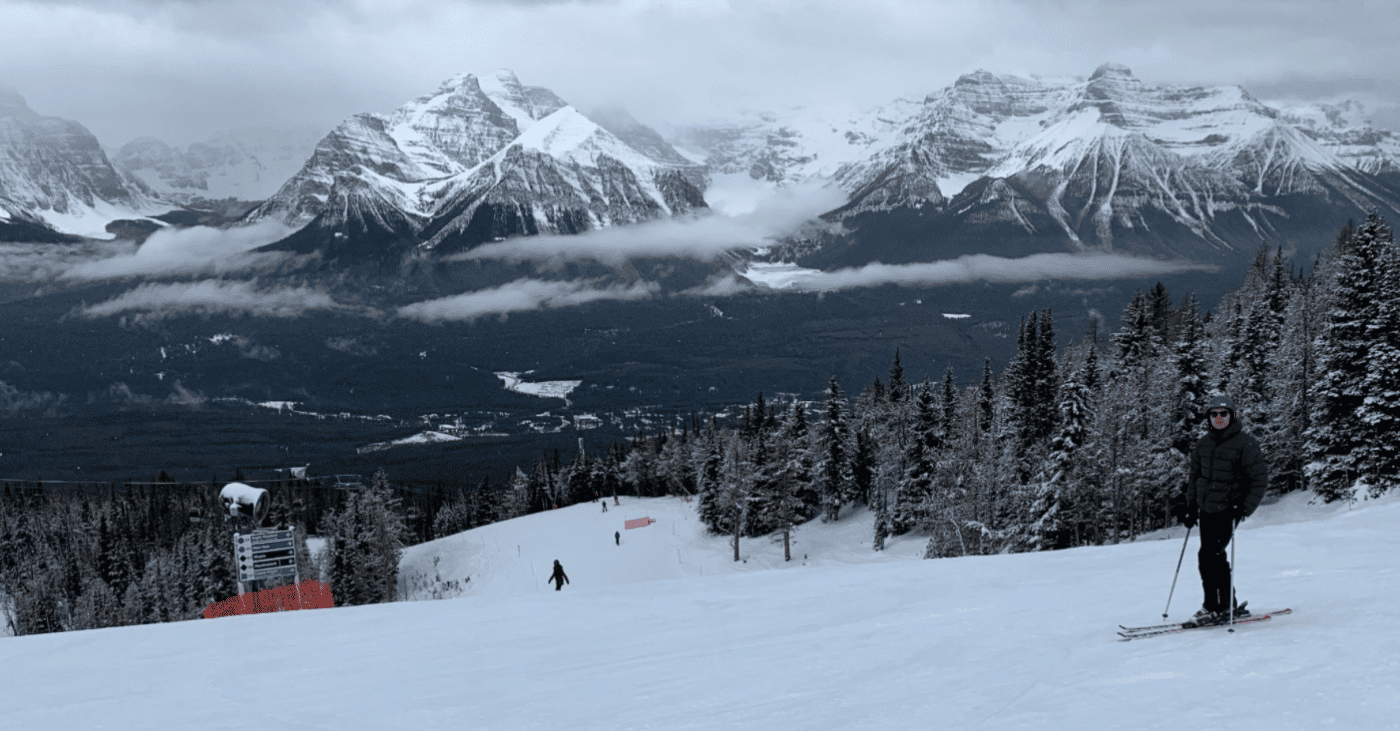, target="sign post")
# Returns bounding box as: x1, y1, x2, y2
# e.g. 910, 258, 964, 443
234, 528, 300, 596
